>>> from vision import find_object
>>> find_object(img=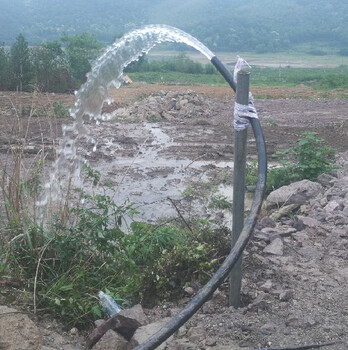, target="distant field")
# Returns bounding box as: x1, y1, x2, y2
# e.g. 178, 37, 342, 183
128, 65, 348, 92
148, 50, 348, 68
